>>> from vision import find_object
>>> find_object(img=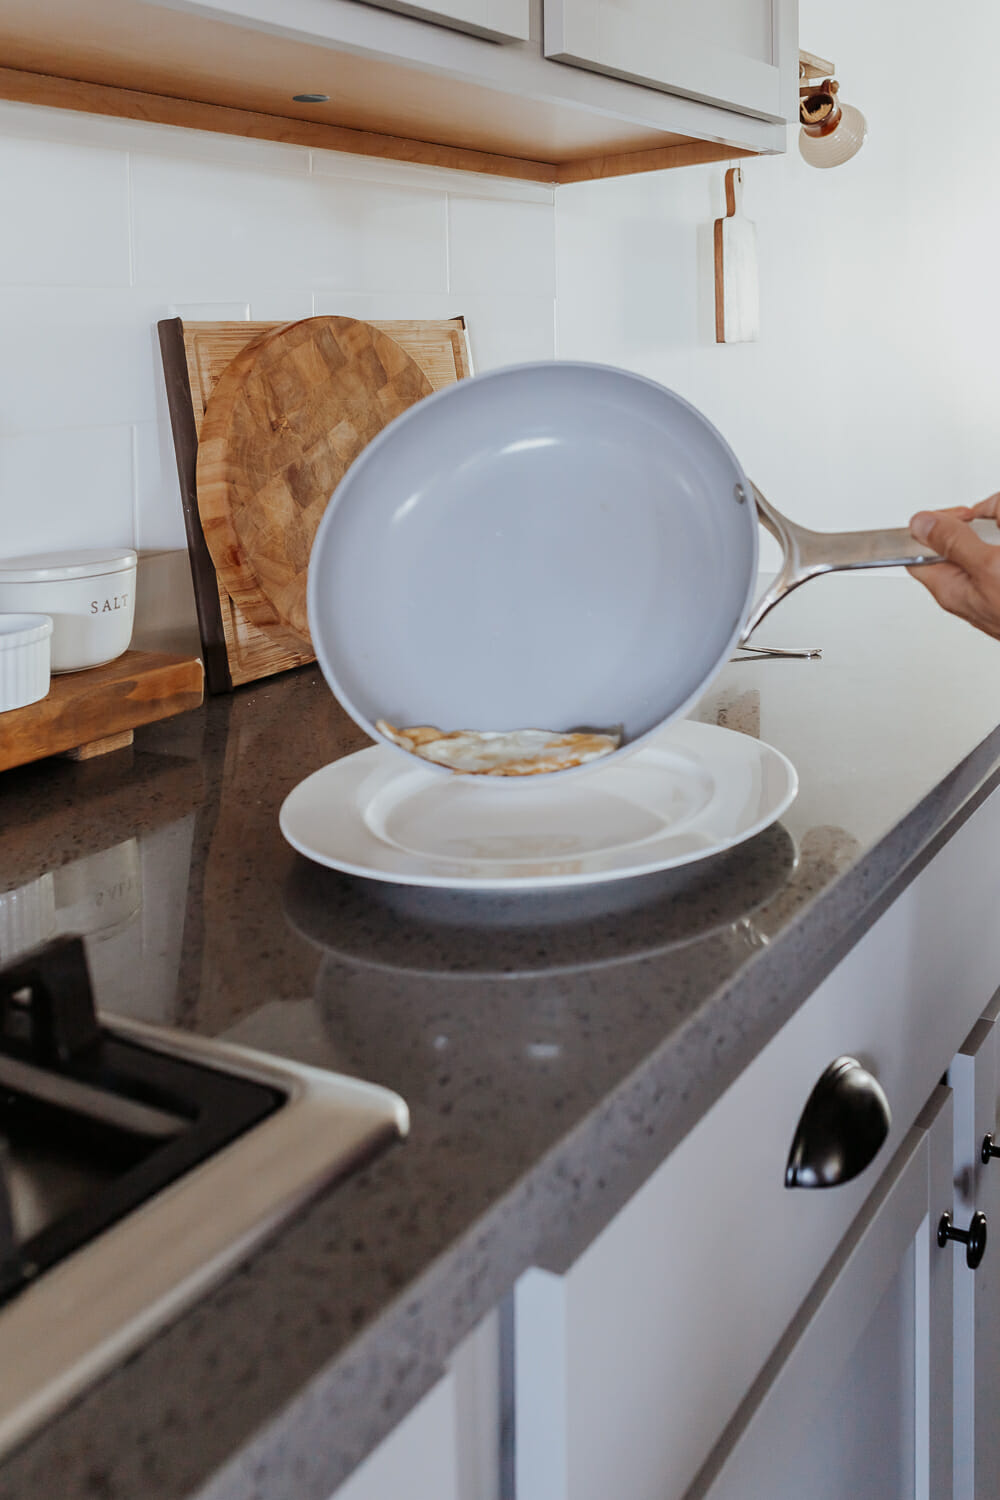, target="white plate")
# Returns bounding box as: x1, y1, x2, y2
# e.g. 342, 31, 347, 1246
279, 720, 797, 892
